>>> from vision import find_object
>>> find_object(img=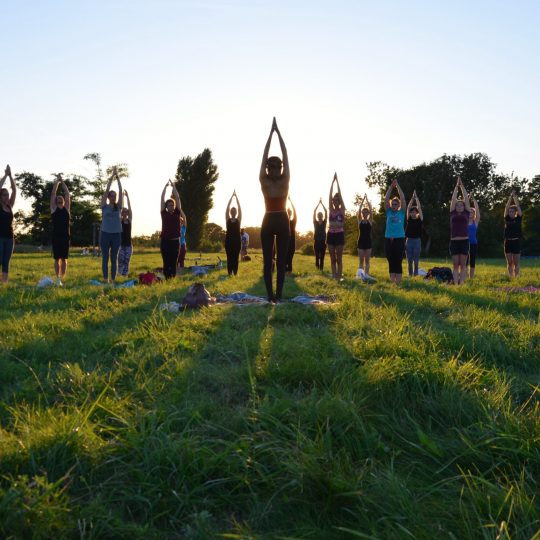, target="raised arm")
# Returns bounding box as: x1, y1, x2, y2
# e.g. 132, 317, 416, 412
225, 192, 234, 222
180, 208, 187, 227
102, 175, 114, 207
171, 182, 181, 210
288, 196, 297, 224
274, 119, 290, 181
334, 173, 345, 211
236, 192, 242, 224
450, 180, 460, 212
407, 193, 415, 213
512, 191, 523, 217
313, 201, 318, 223
259, 120, 274, 181
124, 189, 132, 220
459, 180, 471, 212
385, 181, 395, 209
471, 195, 479, 223
50, 177, 60, 213
160, 182, 169, 212
415, 194, 424, 221
366, 198, 373, 225
396, 182, 406, 210
6, 165, 16, 207
116, 173, 124, 209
